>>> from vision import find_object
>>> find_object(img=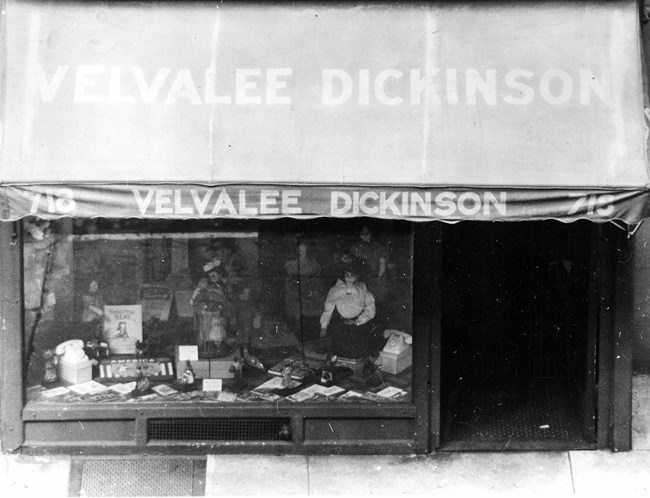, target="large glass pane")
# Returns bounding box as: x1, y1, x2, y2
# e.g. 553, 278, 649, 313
24, 218, 413, 406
